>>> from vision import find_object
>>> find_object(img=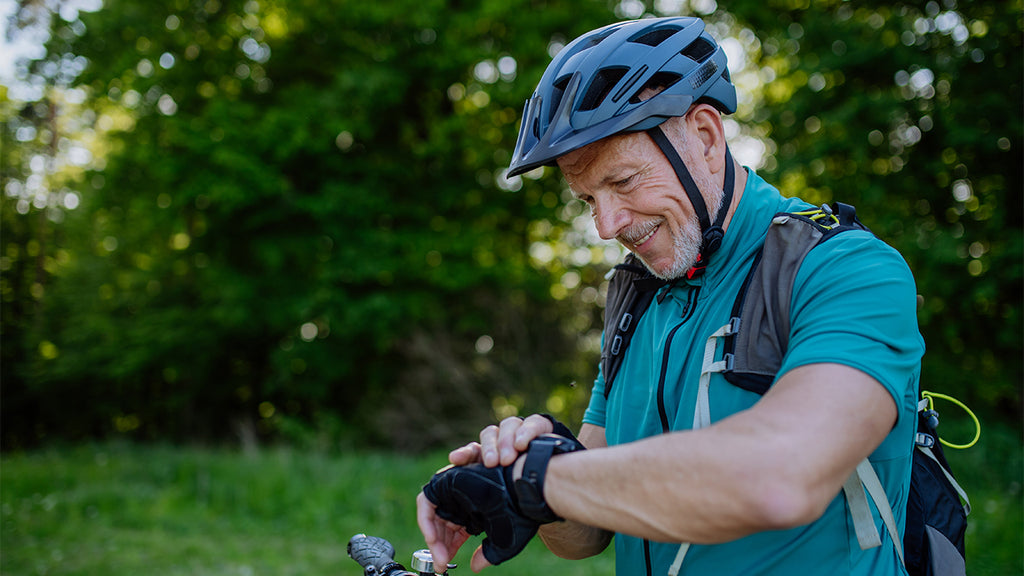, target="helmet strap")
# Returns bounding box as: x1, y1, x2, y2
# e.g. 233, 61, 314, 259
646, 125, 735, 277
